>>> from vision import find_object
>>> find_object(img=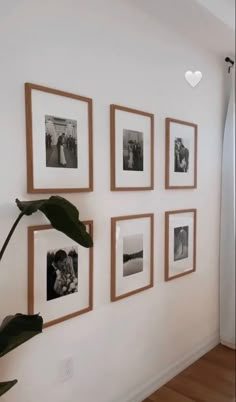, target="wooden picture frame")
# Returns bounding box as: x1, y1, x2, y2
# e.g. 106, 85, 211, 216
165, 118, 197, 189
110, 104, 154, 191
165, 209, 197, 281
28, 221, 93, 328
111, 213, 154, 301
25, 83, 93, 193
